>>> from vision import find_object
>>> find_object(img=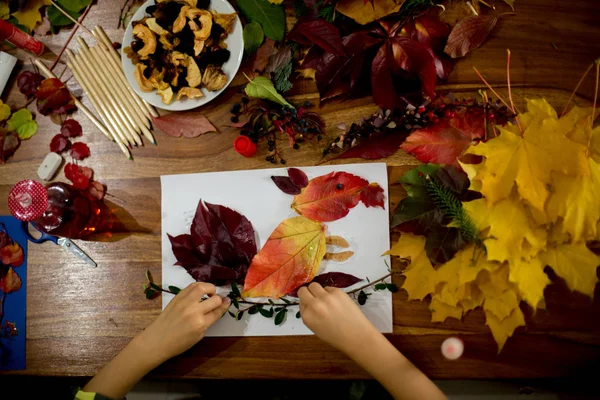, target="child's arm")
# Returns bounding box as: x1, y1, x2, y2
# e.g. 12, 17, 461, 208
298, 283, 446, 400
83, 282, 230, 399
